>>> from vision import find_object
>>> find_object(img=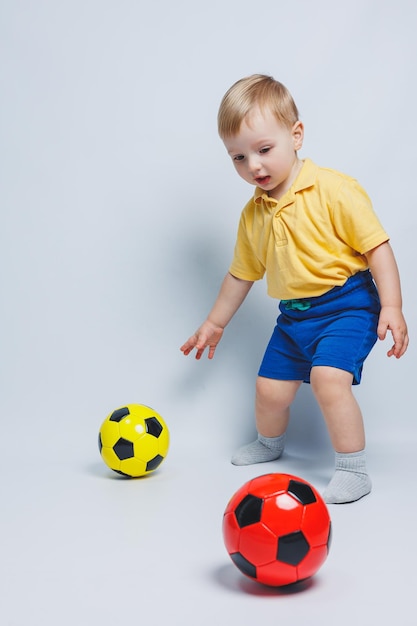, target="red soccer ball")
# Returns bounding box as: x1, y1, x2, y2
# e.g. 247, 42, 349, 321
223, 473, 332, 587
